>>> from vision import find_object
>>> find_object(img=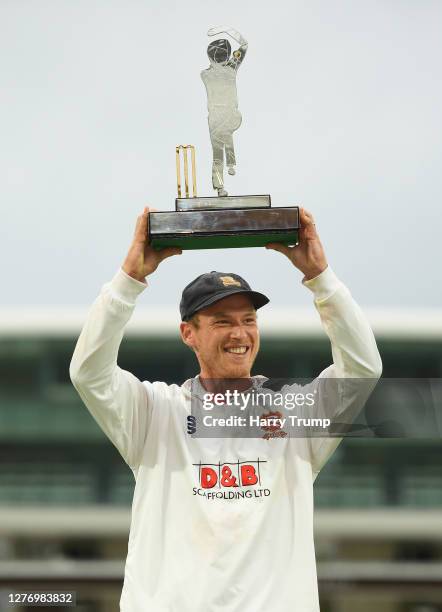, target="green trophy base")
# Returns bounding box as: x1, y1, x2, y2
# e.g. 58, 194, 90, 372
149, 206, 299, 251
